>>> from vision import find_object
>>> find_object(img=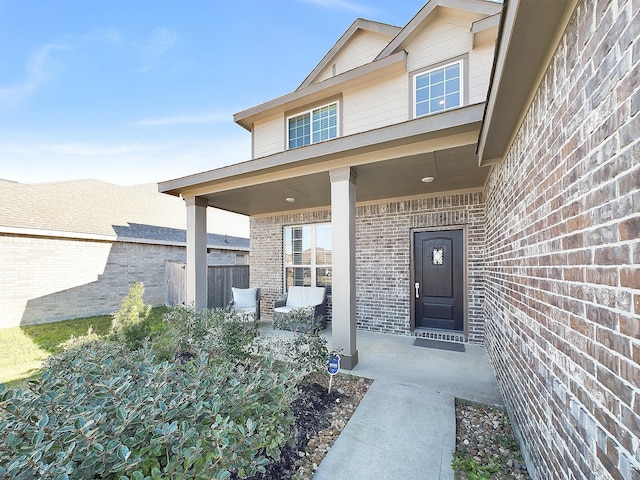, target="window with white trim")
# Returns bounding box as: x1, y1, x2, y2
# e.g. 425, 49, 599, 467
287, 103, 338, 149
414, 60, 462, 117
284, 224, 332, 295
